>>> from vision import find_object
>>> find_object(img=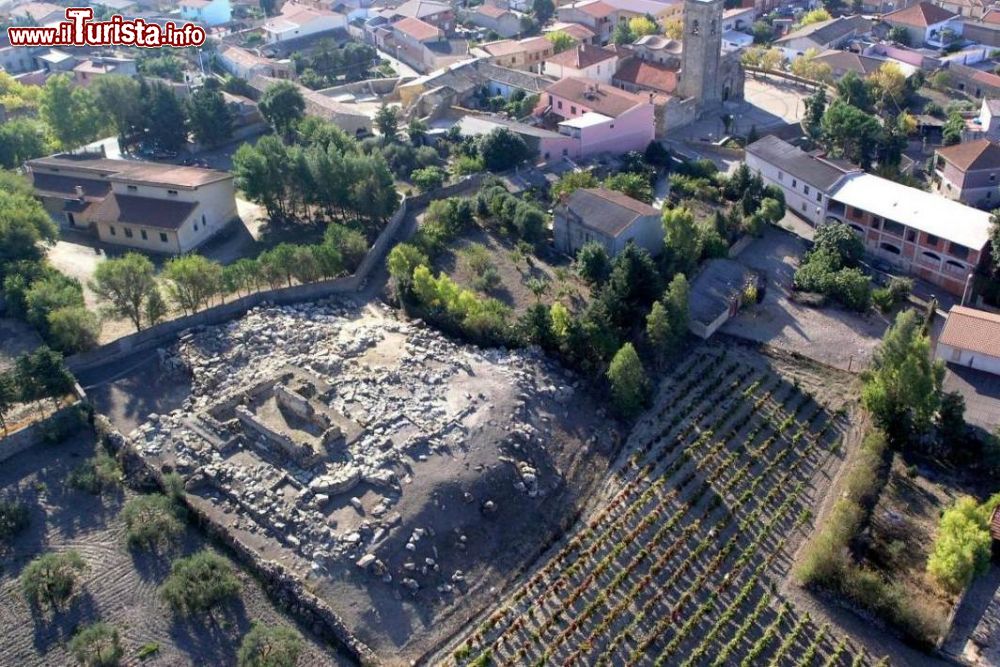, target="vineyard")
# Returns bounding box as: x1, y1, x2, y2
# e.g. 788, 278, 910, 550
445, 345, 884, 667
